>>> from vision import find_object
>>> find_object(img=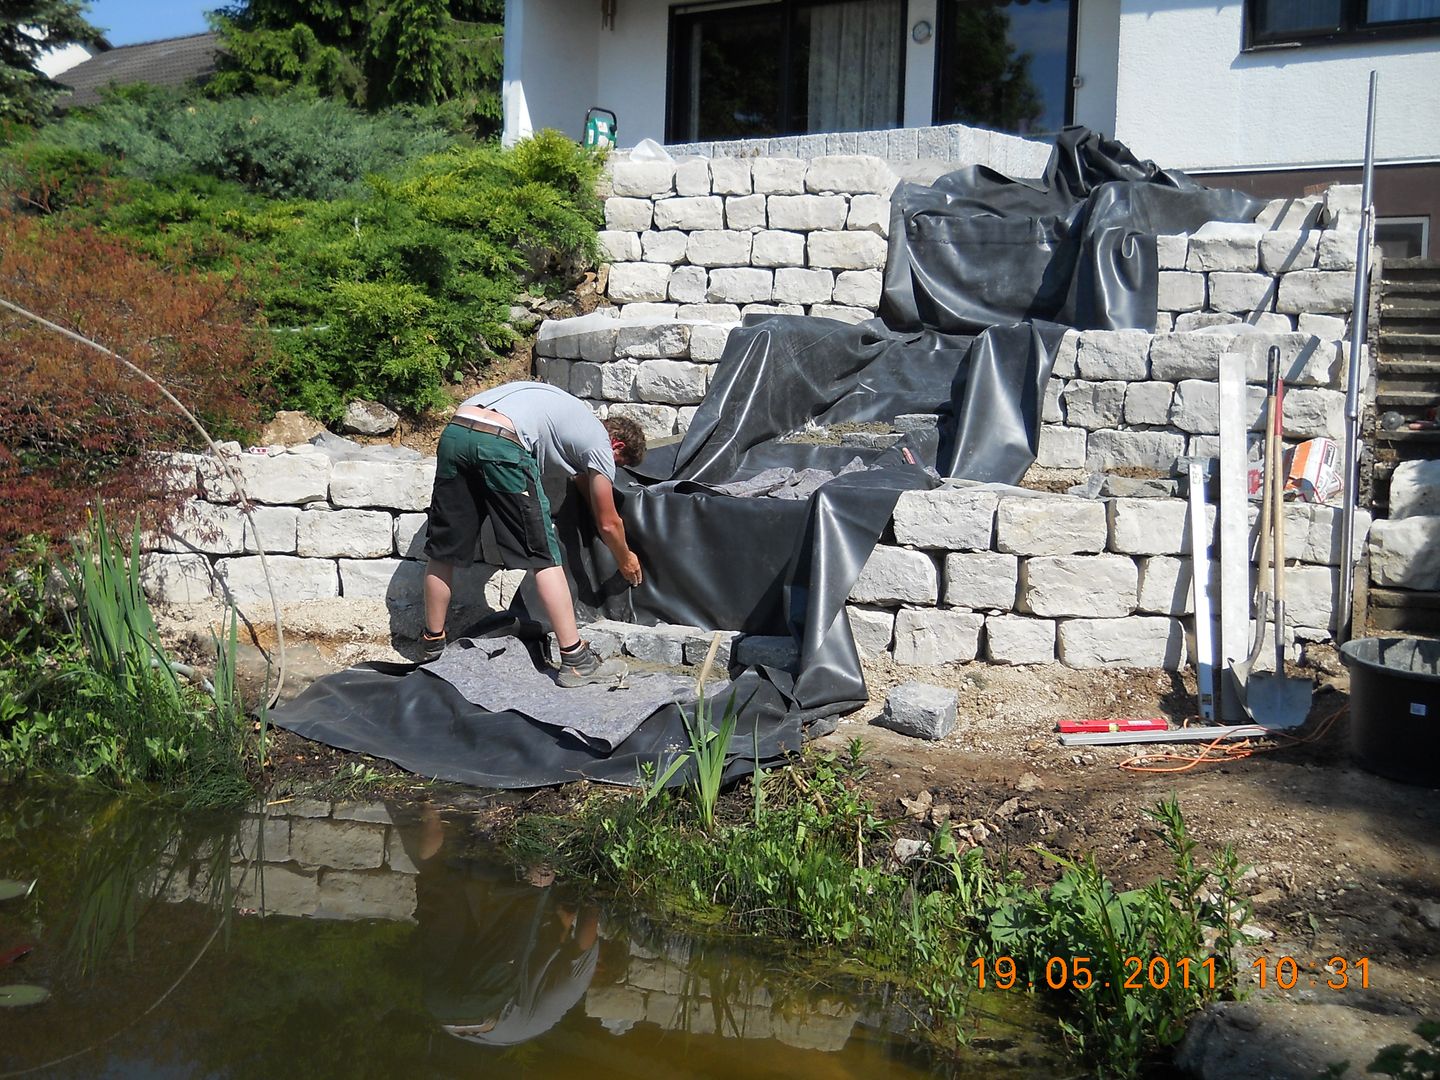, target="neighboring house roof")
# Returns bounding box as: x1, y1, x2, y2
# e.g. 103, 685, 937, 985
56, 32, 220, 108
